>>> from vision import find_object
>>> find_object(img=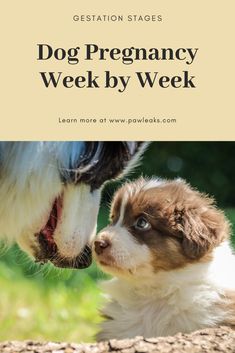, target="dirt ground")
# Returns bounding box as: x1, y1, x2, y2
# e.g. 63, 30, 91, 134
0, 327, 234, 353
